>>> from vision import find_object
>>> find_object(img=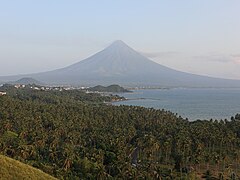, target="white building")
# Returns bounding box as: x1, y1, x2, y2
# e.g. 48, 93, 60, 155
0, 92, 7, 96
